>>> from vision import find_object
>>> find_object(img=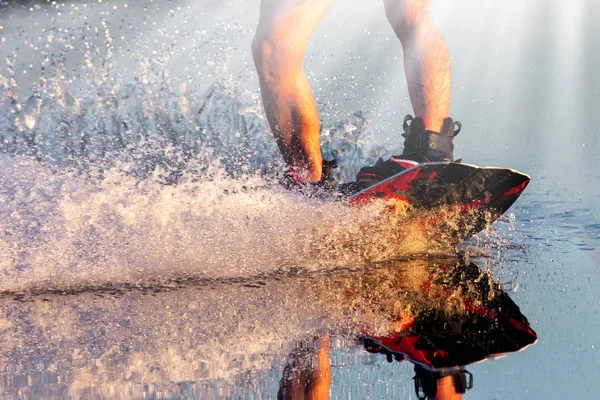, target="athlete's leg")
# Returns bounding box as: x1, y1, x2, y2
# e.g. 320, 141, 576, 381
383, 0, 451, 131
253, 0, 335, 181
